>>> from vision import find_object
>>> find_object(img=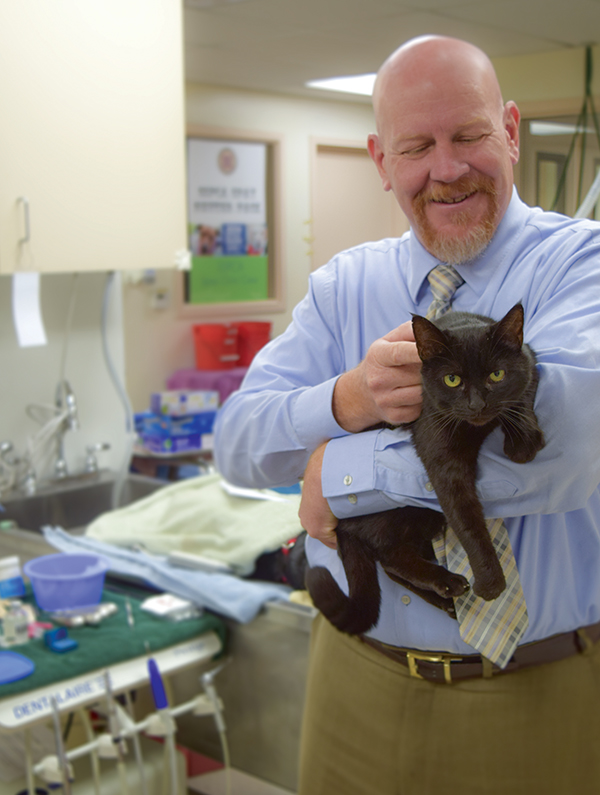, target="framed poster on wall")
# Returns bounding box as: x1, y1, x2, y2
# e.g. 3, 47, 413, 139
178, 126, 285, 318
